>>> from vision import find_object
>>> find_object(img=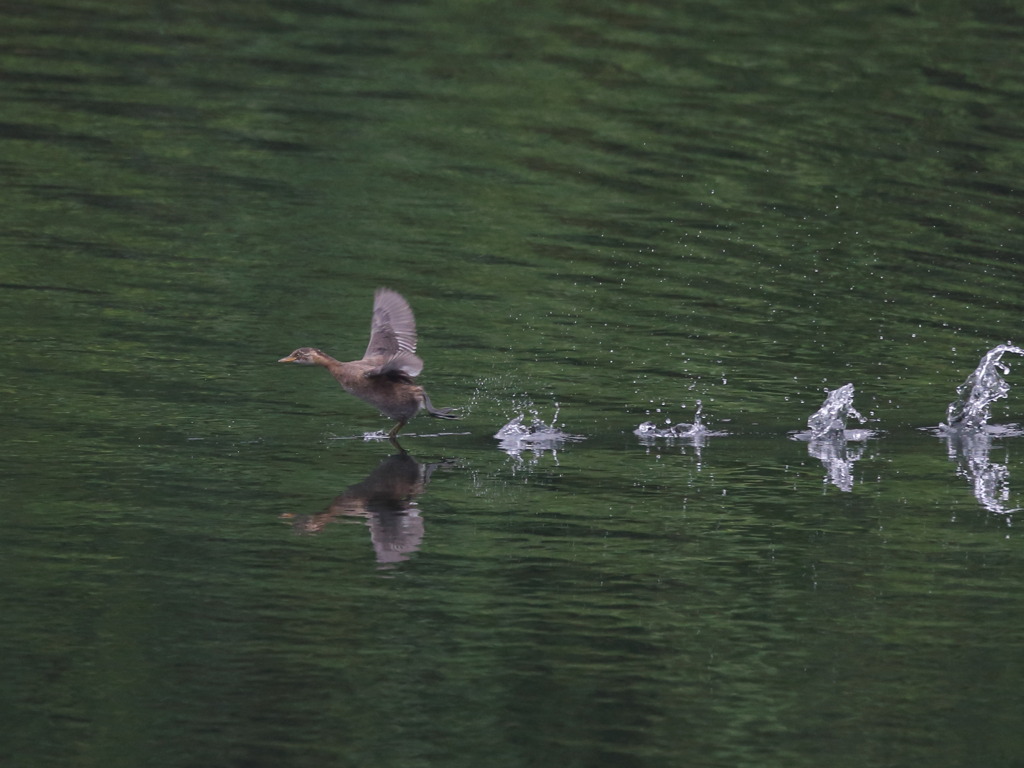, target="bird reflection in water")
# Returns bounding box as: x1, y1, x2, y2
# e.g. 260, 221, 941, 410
284, 453, 448, 566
